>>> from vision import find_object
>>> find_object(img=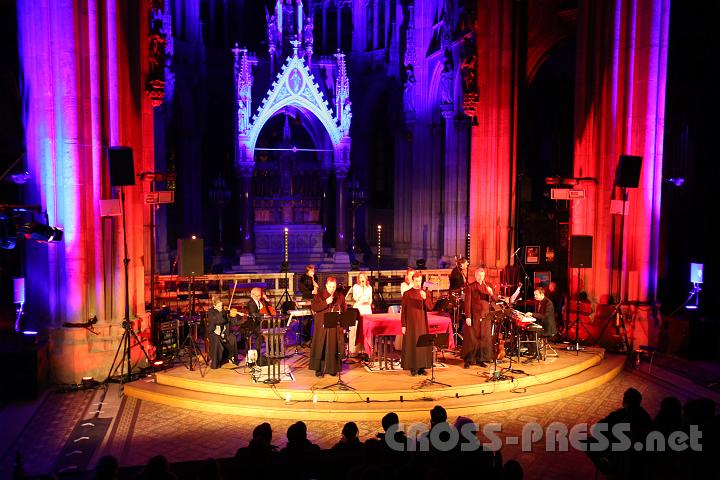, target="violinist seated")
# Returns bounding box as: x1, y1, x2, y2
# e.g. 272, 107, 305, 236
207, 296, 239, 369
